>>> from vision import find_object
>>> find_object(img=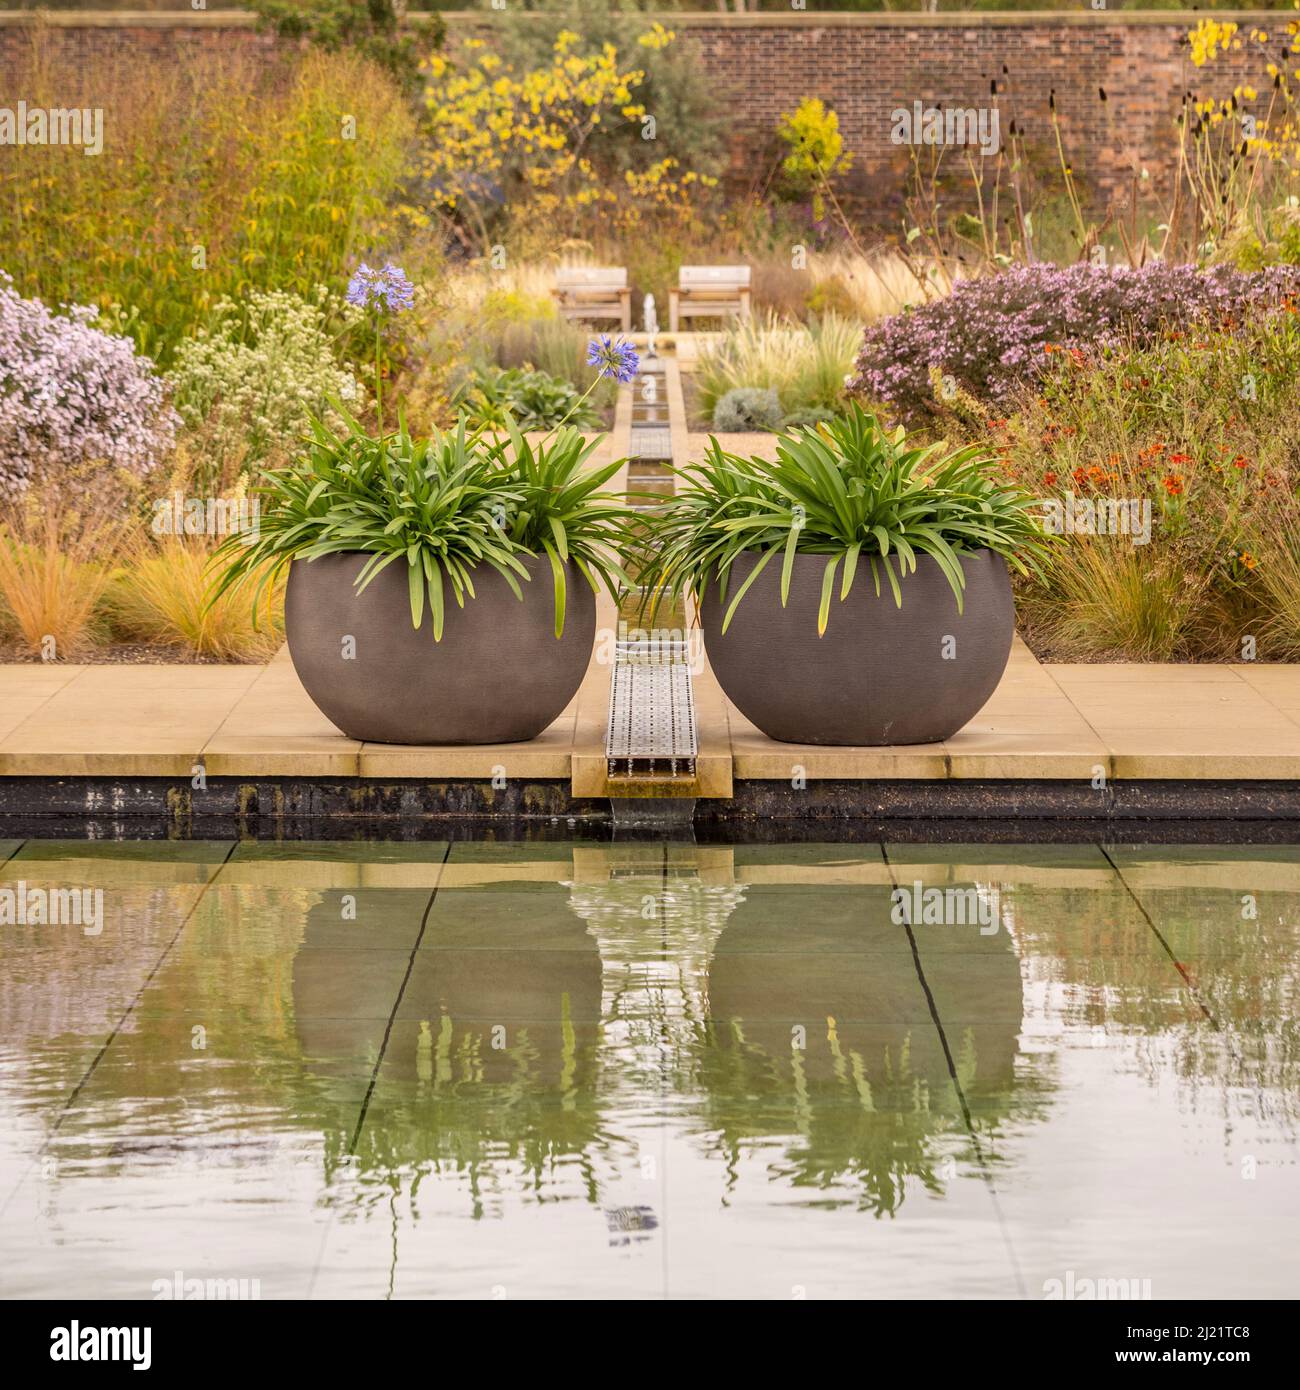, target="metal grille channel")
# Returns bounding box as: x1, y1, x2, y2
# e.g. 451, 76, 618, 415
629, 426, 672, 460
605, 639, 698, 778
